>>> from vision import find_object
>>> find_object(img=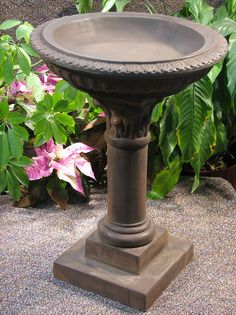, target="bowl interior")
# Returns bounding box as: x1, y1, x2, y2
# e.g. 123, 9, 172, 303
45, 16, 207, 63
